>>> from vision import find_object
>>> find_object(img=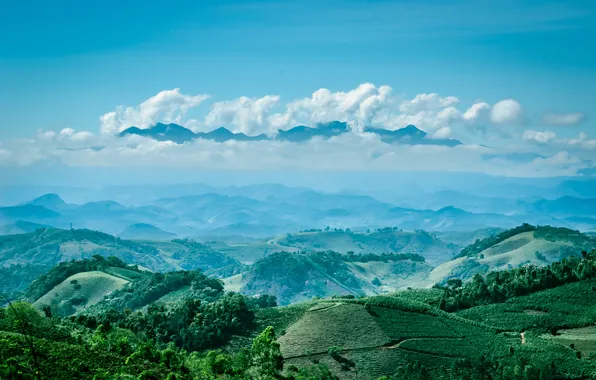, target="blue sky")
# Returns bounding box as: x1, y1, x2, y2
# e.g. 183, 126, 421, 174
0, 0, 595, 181
2, 0, 595, 137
